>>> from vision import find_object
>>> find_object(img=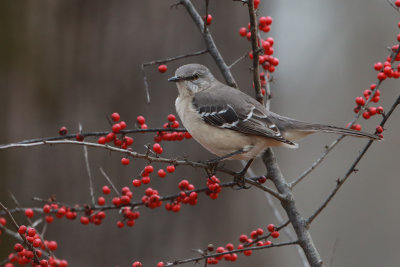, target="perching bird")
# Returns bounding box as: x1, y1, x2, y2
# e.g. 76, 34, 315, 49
168, 64, 380, 161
